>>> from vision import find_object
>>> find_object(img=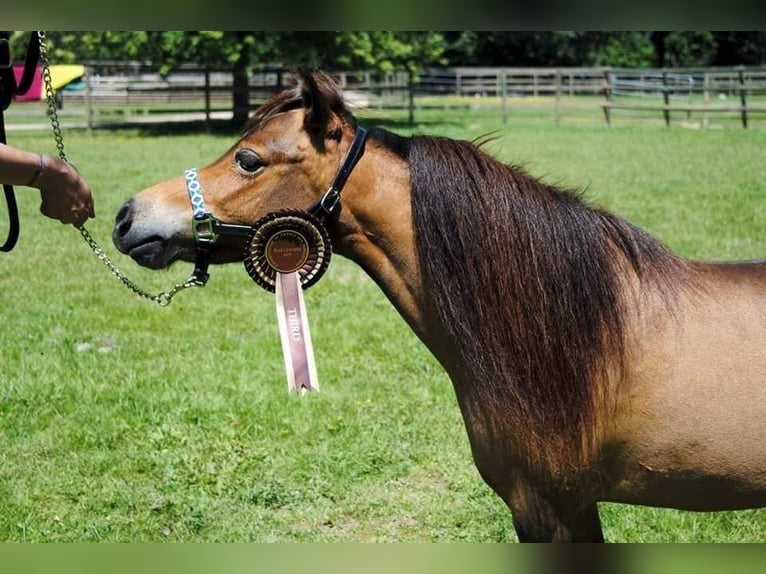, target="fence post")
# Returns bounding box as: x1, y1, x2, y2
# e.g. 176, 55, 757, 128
662, 71, 670, 127
602, 69, 612, 126
703, 71, 710, 128
204, 68, 211, 133
685, 77, 692, 121
554, 69, 562, 125
738, 68, 748, 129
408, 69, 415, 126
84, 65, 93, 134
500, 69, 508, 125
